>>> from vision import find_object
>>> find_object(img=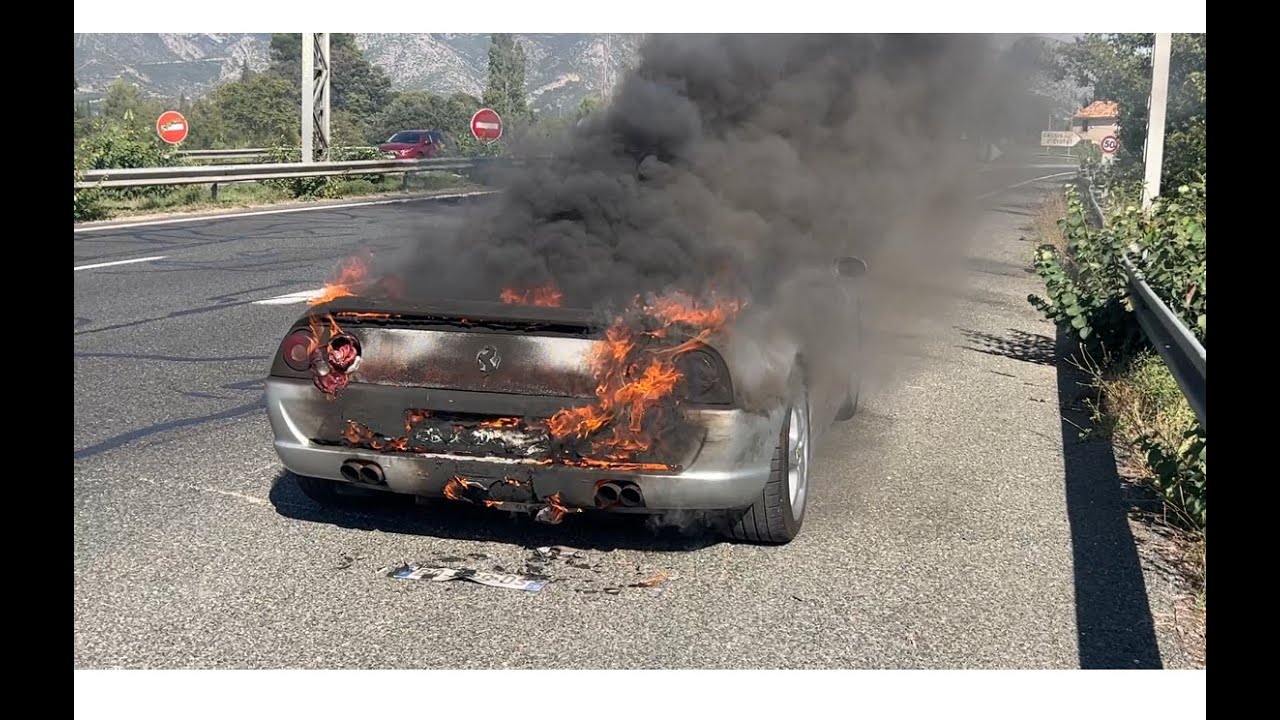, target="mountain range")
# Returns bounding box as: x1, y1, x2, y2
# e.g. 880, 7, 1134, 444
72, 33, 645, 113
